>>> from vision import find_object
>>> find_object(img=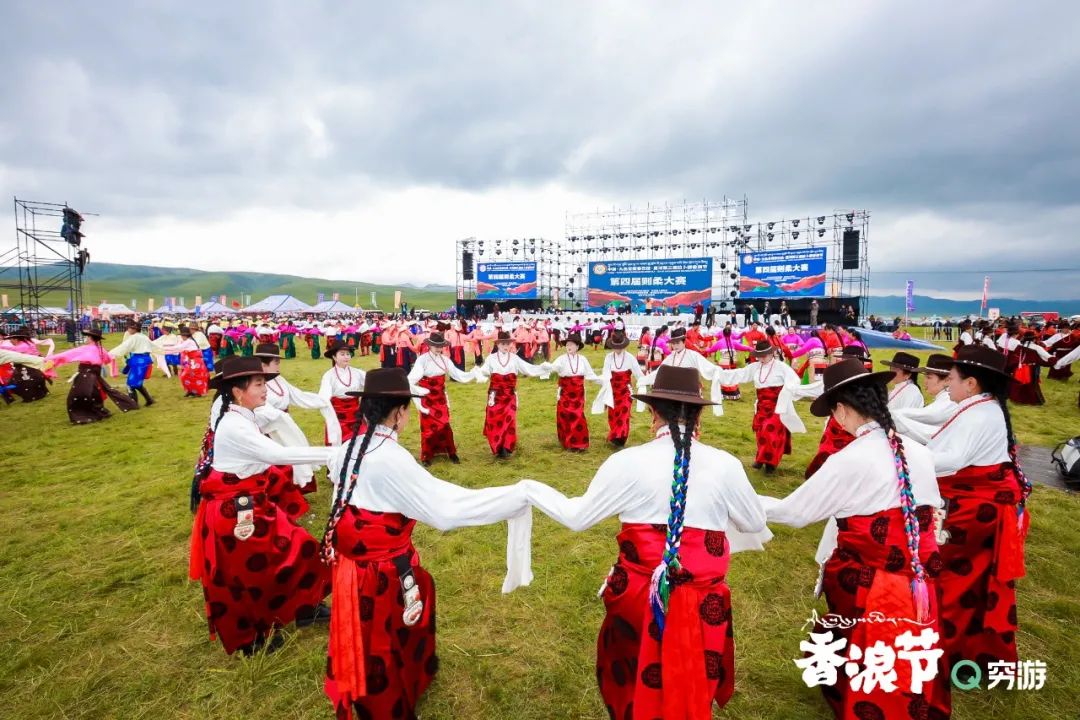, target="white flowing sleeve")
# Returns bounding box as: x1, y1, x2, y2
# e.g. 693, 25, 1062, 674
776, 376, 823, 434
254, 407, 318, 487
520, 455, 645, 532
447, 361, 475, 384
0, 348, 45, 368
581, 356, 602, 383
285, 378, 330, 411
367, 458, 533, 593
407, 356, 429, 415
318, 369, 333, 401
1024, 342, 1051, 361
721, 461, 774, 553
219, 418, 335, 469
515, 354, 549, 379
759, 455, 859, 529
1055, 343, 1080, 369
473, 355, 493, 383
